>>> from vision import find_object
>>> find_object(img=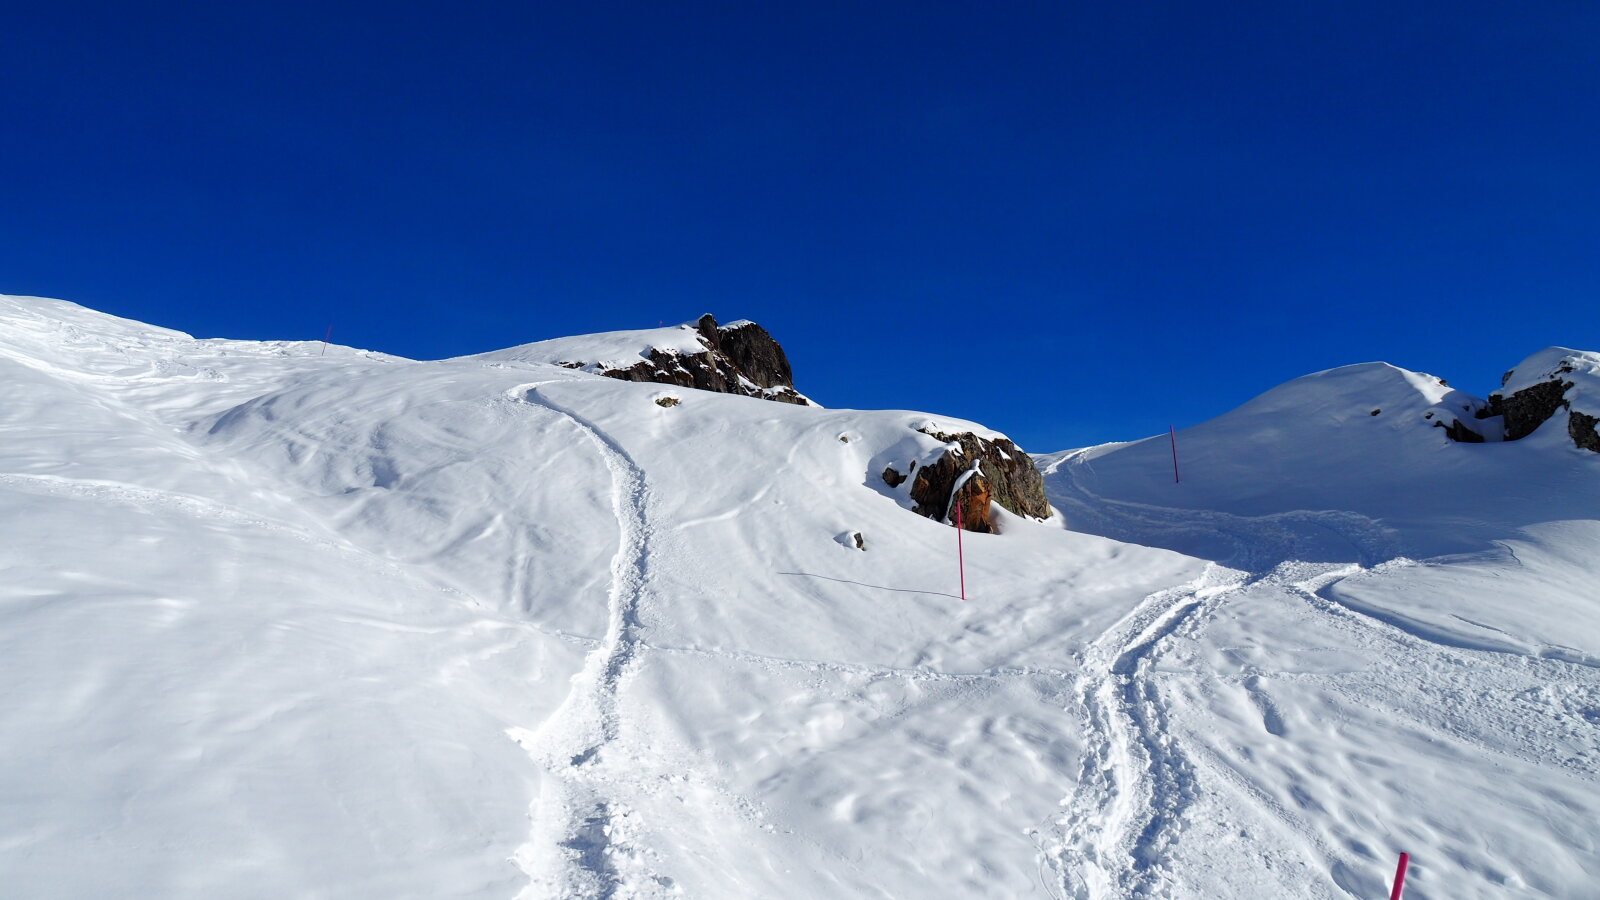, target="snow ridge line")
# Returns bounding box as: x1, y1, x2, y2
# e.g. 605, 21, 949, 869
507, 385, 657, 900
1044, 564, 1247, 900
